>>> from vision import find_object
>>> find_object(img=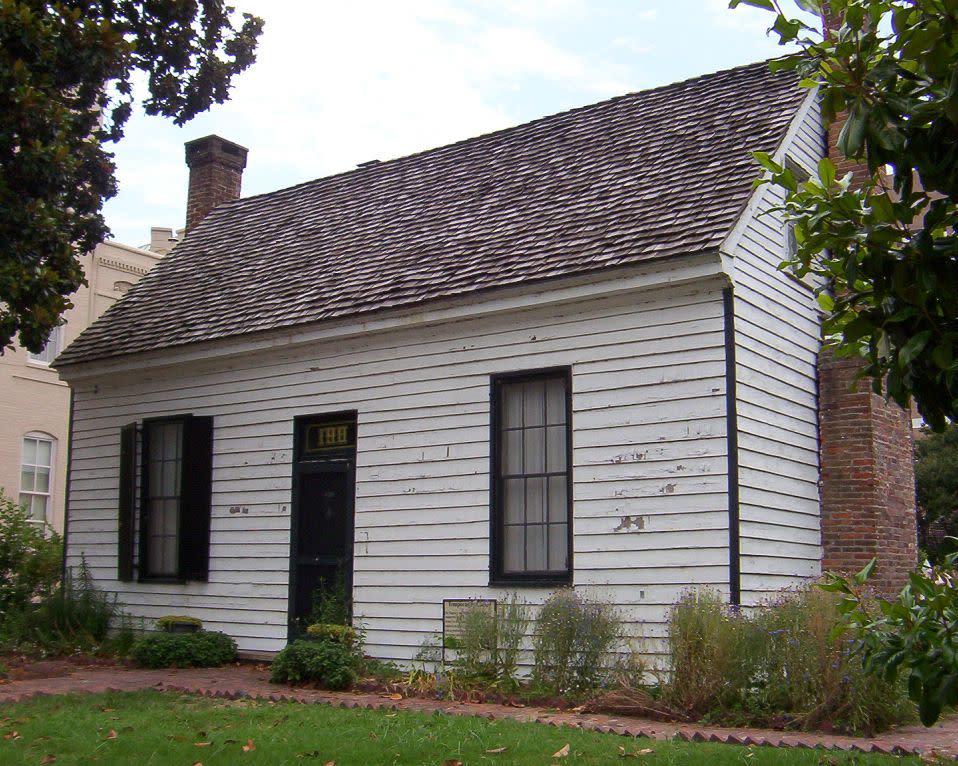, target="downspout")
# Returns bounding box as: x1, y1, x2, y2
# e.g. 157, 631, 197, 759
723, 287, 741, 606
